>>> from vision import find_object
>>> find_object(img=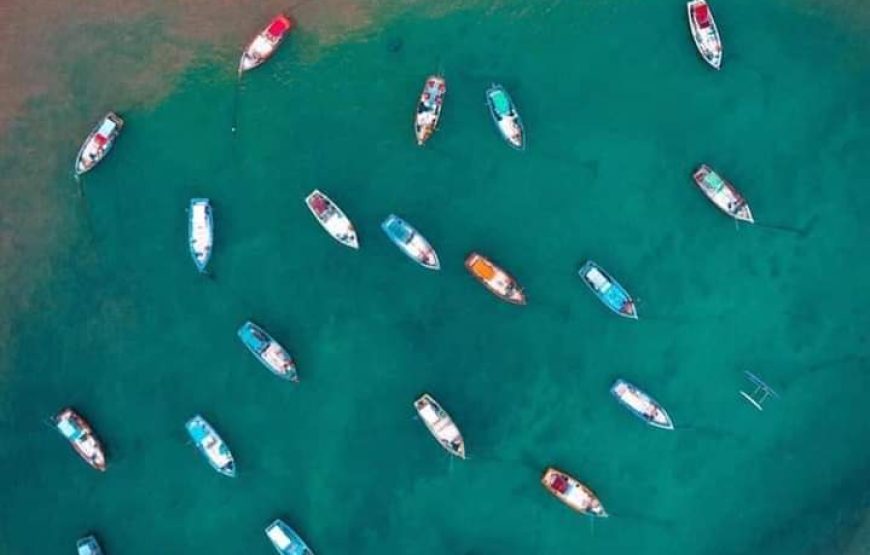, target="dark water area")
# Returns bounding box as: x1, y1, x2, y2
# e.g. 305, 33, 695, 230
0, 1, 868, 554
